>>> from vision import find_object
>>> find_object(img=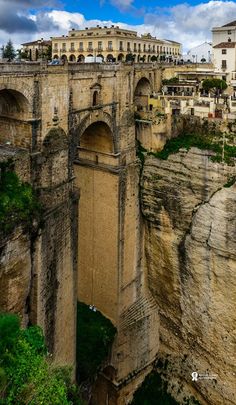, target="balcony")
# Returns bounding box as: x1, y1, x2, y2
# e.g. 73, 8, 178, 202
106, 47, 113, 51
69, 48, 75, 52
60, 49, 67, 53
87, 47, 93, 52
97, 48, 103, 52
221, 64, 227, 70
78, 48, 84, 52
119, 47, 124, 51
53, 48, 58, 52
